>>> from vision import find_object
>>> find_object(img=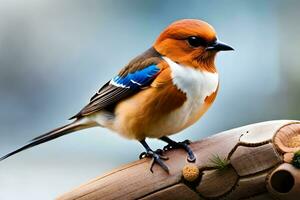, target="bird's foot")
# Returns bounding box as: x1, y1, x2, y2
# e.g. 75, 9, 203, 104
139, 149, 169, 173
163, 139, 196, 162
